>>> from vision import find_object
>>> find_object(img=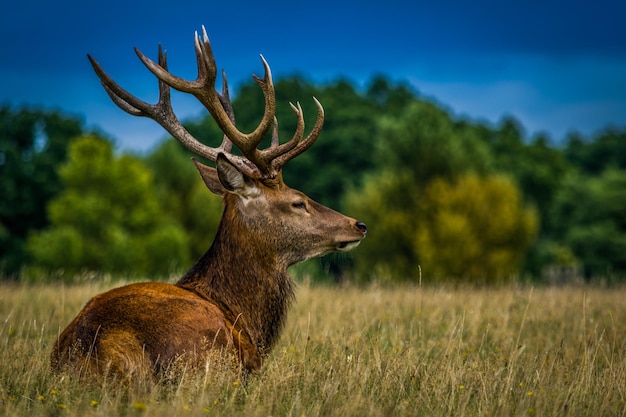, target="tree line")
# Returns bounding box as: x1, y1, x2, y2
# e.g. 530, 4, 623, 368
1, 75, 625, 284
